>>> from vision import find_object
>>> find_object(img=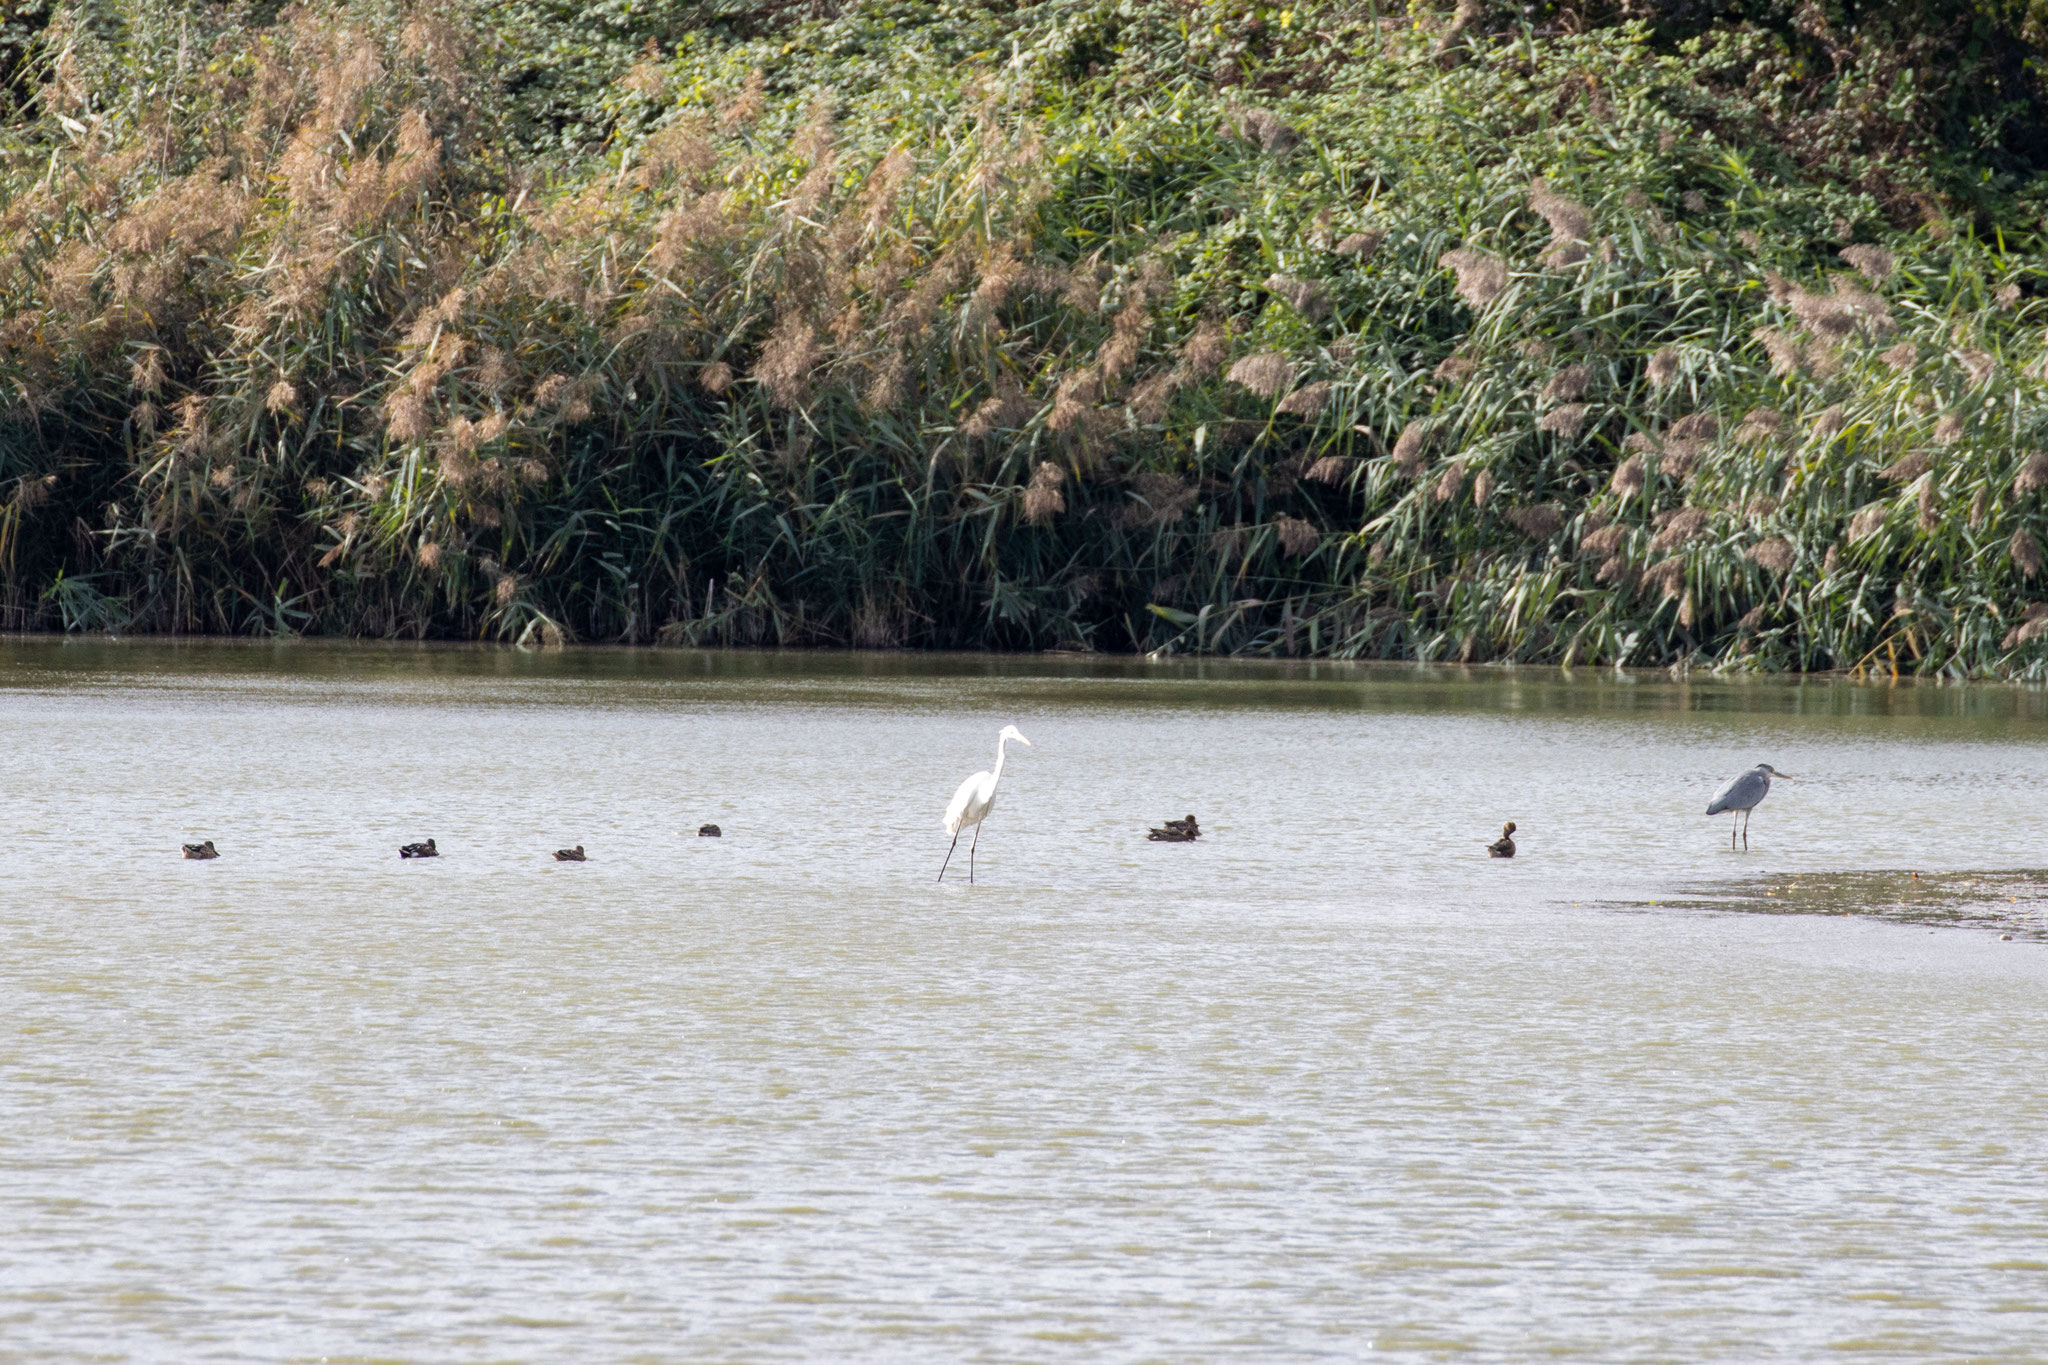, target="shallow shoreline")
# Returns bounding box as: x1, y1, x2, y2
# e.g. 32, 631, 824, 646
1626, 868, 2048, 941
